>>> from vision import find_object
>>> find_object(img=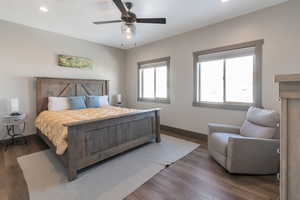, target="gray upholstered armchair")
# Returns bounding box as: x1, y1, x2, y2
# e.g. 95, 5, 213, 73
208, 107, 280, 175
